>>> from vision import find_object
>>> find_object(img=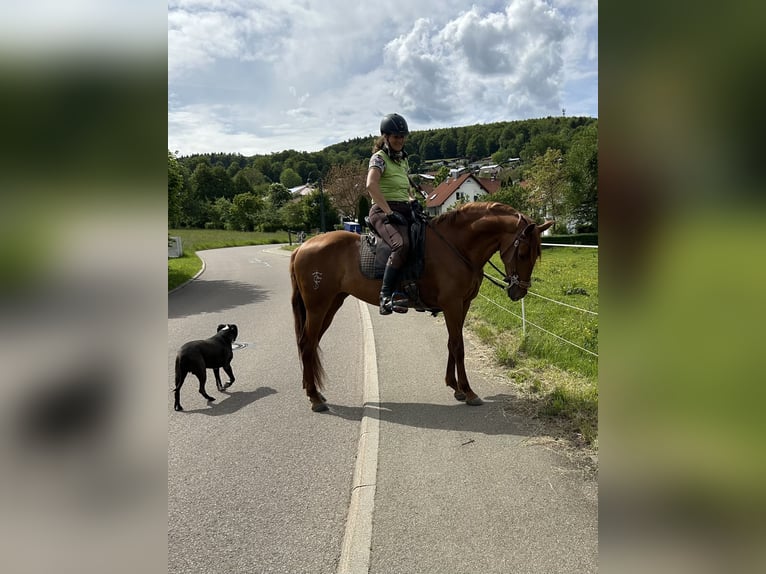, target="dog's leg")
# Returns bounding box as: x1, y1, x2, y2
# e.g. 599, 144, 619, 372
222, 364, 235, 389
194, 368, 216, 402
213, 368, 224, 391
174, 369, 187, 411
